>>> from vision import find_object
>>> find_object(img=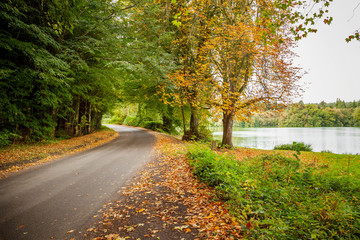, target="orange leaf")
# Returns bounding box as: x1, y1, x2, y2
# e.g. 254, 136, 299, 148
184, 228, 192, 233
136, 208, 145, 213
